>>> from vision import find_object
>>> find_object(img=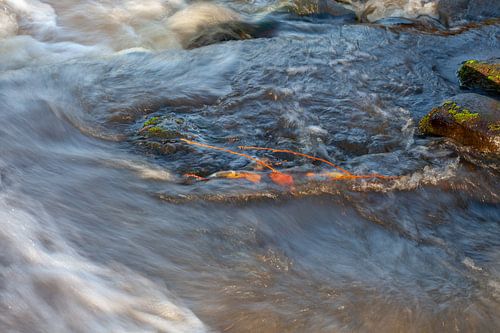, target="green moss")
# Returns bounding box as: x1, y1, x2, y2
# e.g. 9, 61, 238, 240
452, 111, 479, 124
145, 126, 183, 139
446, 102, 460, 113
445, 103, 479, 124
418, 113, 433, 133
443, 100, 454, 107
146, 126, 165, 135
458, 60, 500, 92
143, 116, 160, 127
487, 75, 500, 81
488, 123, 500, 132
